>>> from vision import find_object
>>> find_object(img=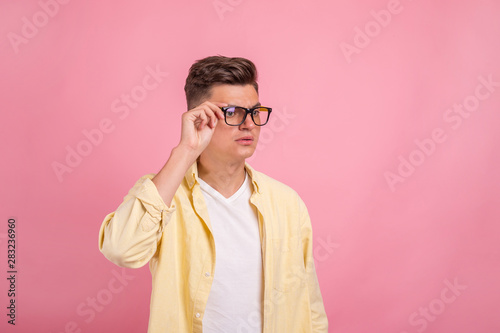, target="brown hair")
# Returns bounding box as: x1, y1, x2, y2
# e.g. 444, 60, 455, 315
184, 55, 259, 110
